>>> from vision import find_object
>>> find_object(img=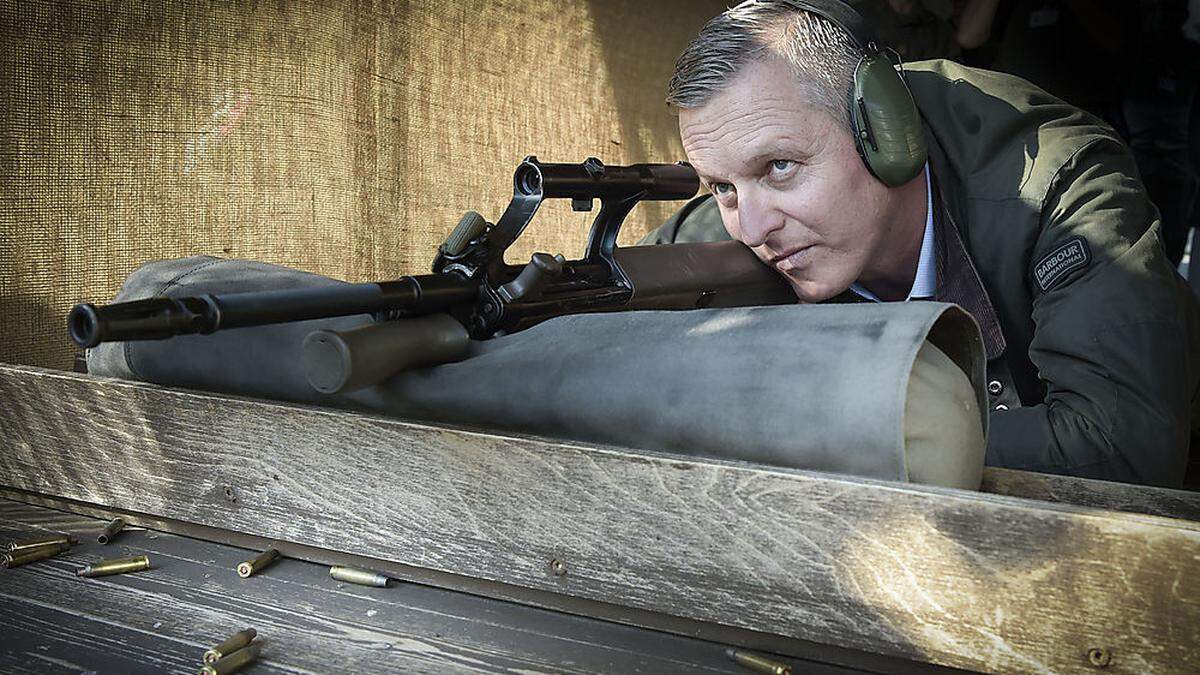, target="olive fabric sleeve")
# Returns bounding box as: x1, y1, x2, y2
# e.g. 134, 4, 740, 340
636, 194, 731, 245
986, 138, 1200, 486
